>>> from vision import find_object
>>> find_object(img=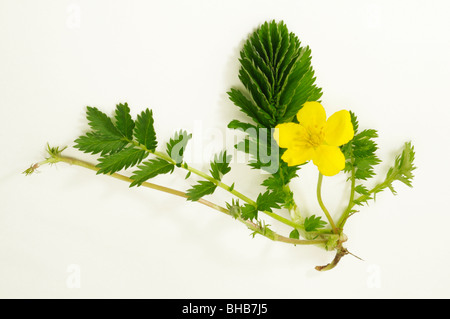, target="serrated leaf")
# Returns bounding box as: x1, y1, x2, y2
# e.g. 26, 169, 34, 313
166, 130, 192, 165
234, 127, 279, 173
241, 204, 258, 220
96, 147, 147, 175
228, 20, 322, 128
74, 132, 128, 156
210, 151, 232, 181
388, 184, 397, 195
261, 174, 284, 191
227, 120, 257, 132
86, 106, 121, 137
385, 141, 416, 190
353, 196, 372, 206
256, 190, 284, 212
354, 184, 369, 195
353, 199, 363, 206
349, 110, 359, 133
130, 158, 174, 187
278, 46, 322, 123
304, 215, 327, 232
74, 106, 131, 156
227, 88, 272, 127
134, 109, 157, 152
114, 103, 135, 140
259, 154, 300, 210
238, 57, 273, 115
262, 160, 299, 191
342, 112, 381, 181
186, 181, 217, 201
